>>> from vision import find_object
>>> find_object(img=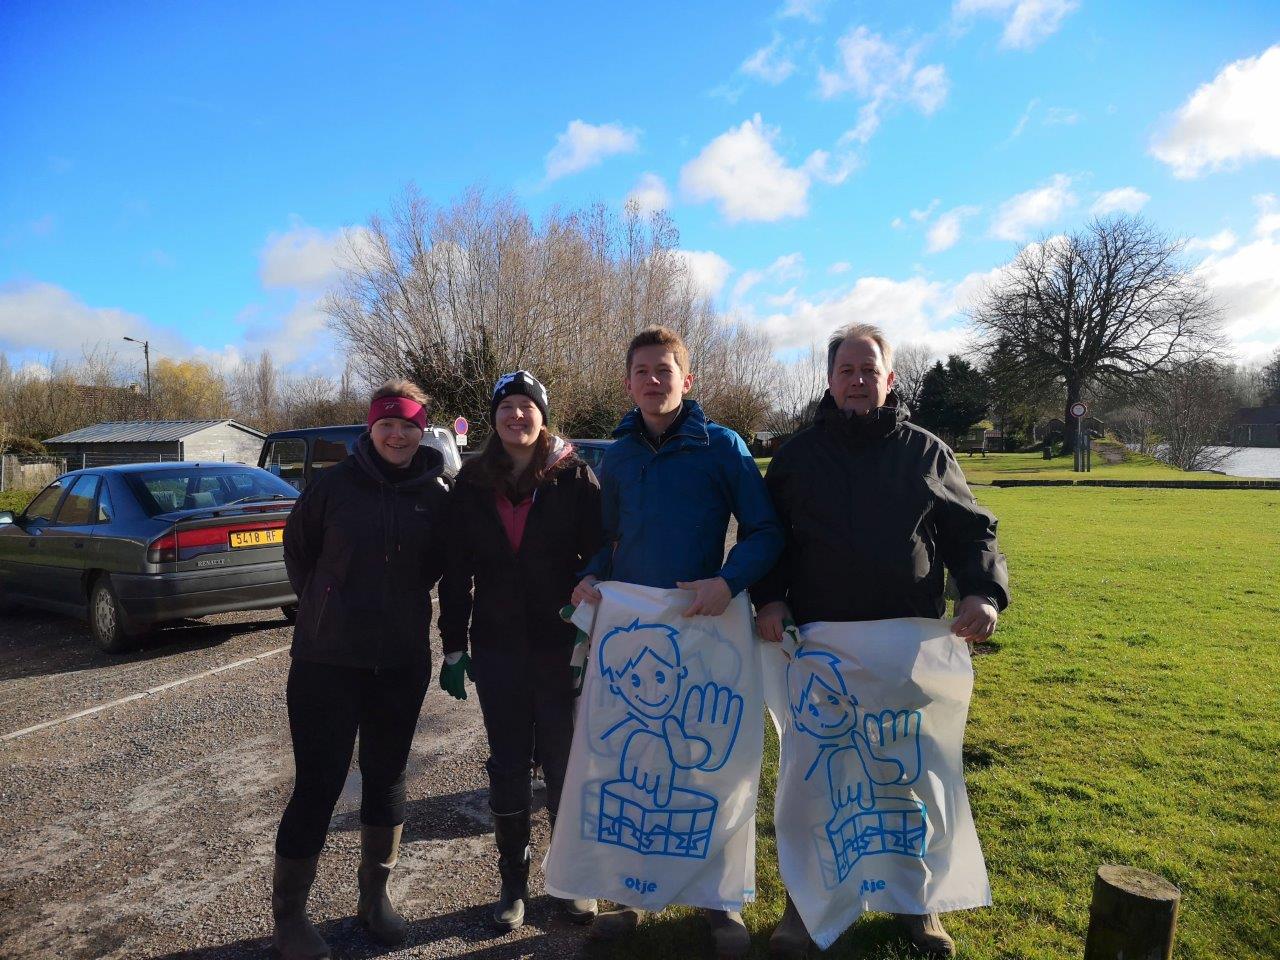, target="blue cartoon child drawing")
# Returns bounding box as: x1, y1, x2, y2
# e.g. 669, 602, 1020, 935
787, 647, 928, 881
595, 620, 743, 859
